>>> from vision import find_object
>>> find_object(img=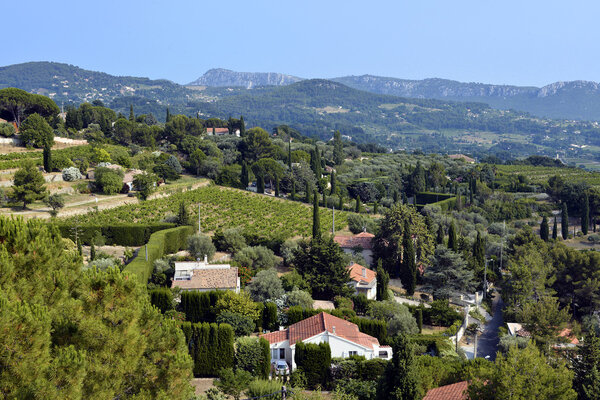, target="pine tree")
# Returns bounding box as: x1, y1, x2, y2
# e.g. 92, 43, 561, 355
448, 222, 458, 251
437, 224, 445, 245
583, 192, 590, 235
562, 202, 569, 240
540, 216, 549, 241
402, 220, 416, 296
165, 107, 171, 123
240, 162, 249, 189
553, 216, 558, 240
43, 144, 51, 172
312, 190, 321, 240
376, 259, 390, 301
129, 104, 135, 122
574, 331, 600, 400
90, 242, 96, 261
